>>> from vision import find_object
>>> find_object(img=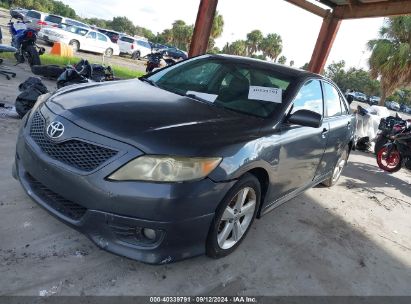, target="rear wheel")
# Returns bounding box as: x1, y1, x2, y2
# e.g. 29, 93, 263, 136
105, 48, 113, 57
132, 51, 141, 60
69, 40, 80, 52
206, 174, 260, 259
376, 146, 402, 173
322, 147, 349, 187
26, 45, 41, 66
